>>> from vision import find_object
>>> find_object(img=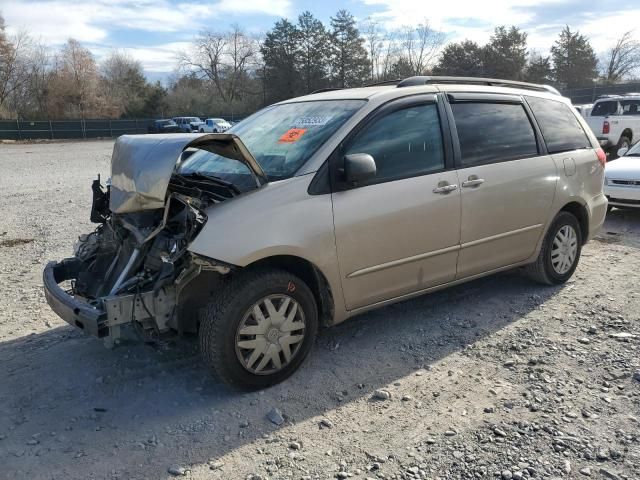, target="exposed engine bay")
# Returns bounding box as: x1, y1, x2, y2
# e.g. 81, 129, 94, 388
43, 133, 265, 345
65, 172, 231, 342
